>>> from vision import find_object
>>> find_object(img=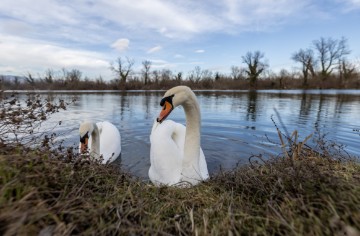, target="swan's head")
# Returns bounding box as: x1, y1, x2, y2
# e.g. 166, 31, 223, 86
157, 86, 193, 123
79, 121, 94, 153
